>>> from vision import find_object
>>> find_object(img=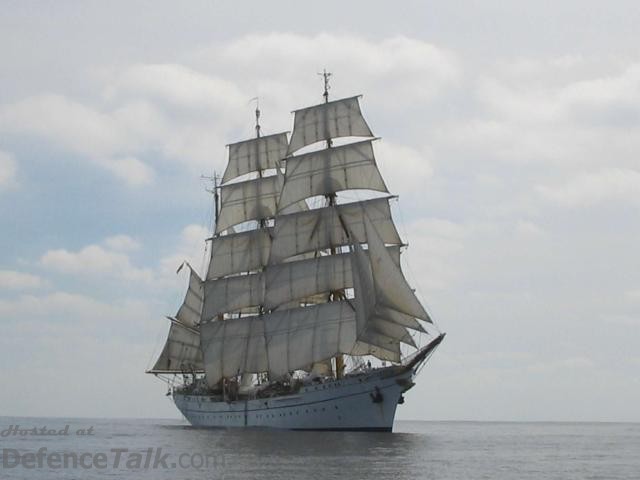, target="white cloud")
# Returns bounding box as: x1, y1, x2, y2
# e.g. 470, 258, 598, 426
536, 168, 640, 207
0, 150, 17, 189
103, 234, 141, 252
376, 140, 434, 196
625, 288, 640, 304
0, 94, 156, 186
158, 224, 209, 280
108, 63, 247, 114
560, 63, 640, 127
203, 33, 460, 107
38, 226, 209, 288
401, 218, 467, 291
514, 220, 545, 237
0, 291, 117, 318
0, 270, 47, 290
0, 93, 127, 158
433, 60, 640, 172
527, 356, 596, 373
0, 34, 460, 188
603, 314, 640, 327
103, 156, 154, 186
40, 244, 153, 283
